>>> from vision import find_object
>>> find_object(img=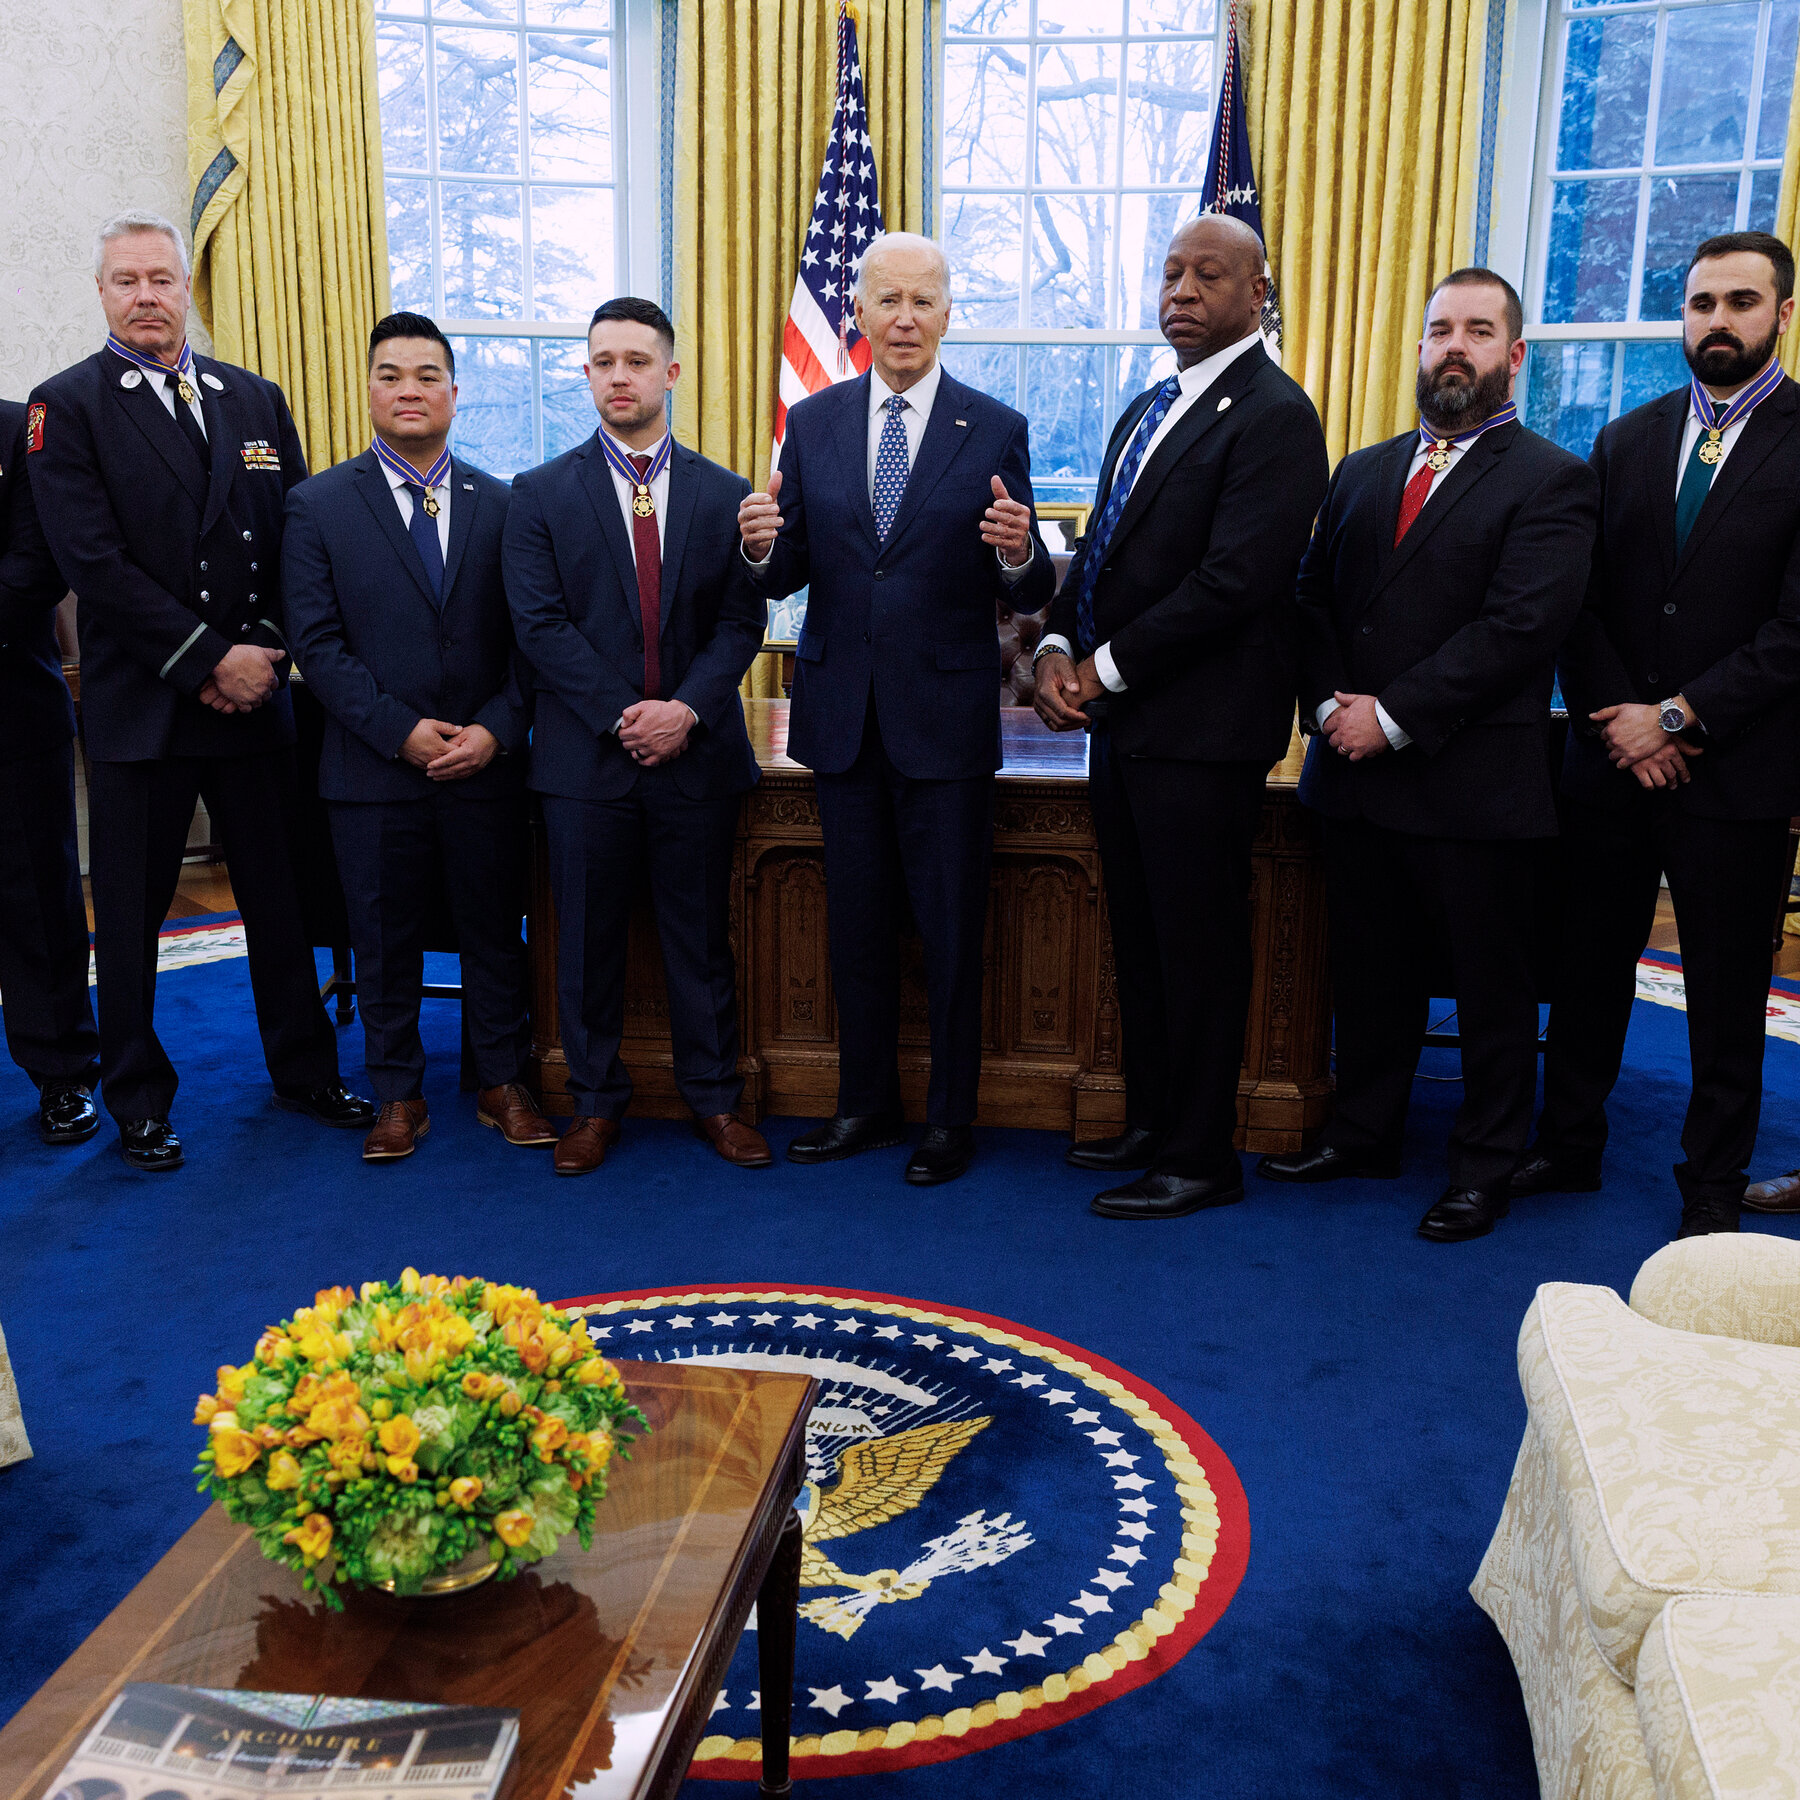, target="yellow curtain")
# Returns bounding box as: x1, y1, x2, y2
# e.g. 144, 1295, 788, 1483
671, 0, 931, 697
1242, 0, 1490, 465
1774, 34, 1800, 385
184, 0, 392, 475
